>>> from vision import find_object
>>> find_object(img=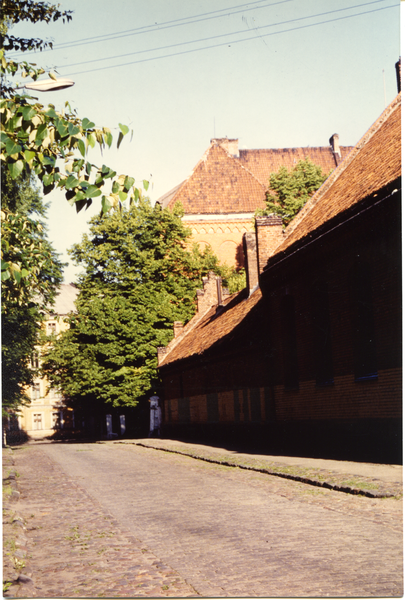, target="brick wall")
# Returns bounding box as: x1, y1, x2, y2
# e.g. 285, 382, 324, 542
160, 193, 401, 460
